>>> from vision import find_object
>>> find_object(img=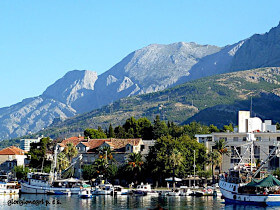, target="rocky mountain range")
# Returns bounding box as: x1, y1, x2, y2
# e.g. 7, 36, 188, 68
35, 67, 280, 139
1, 22, 280, 140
